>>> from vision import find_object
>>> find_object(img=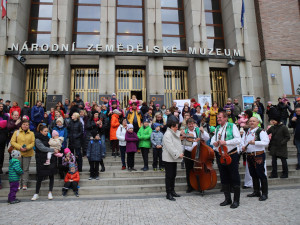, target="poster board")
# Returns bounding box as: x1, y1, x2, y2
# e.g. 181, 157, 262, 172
197, 95, 212, 112
99, 95, 111, 105
46, 95, 62, 111
173, 99, 190, 123
150, 95, 164, 107
242, 95, 255, 111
